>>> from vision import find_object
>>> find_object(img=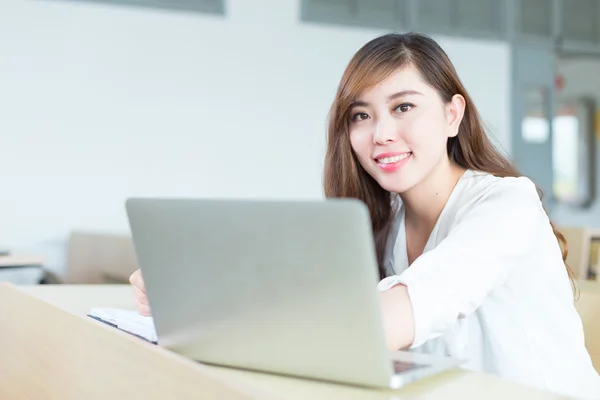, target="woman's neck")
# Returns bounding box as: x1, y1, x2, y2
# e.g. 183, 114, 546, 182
401, 160, 466, 232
